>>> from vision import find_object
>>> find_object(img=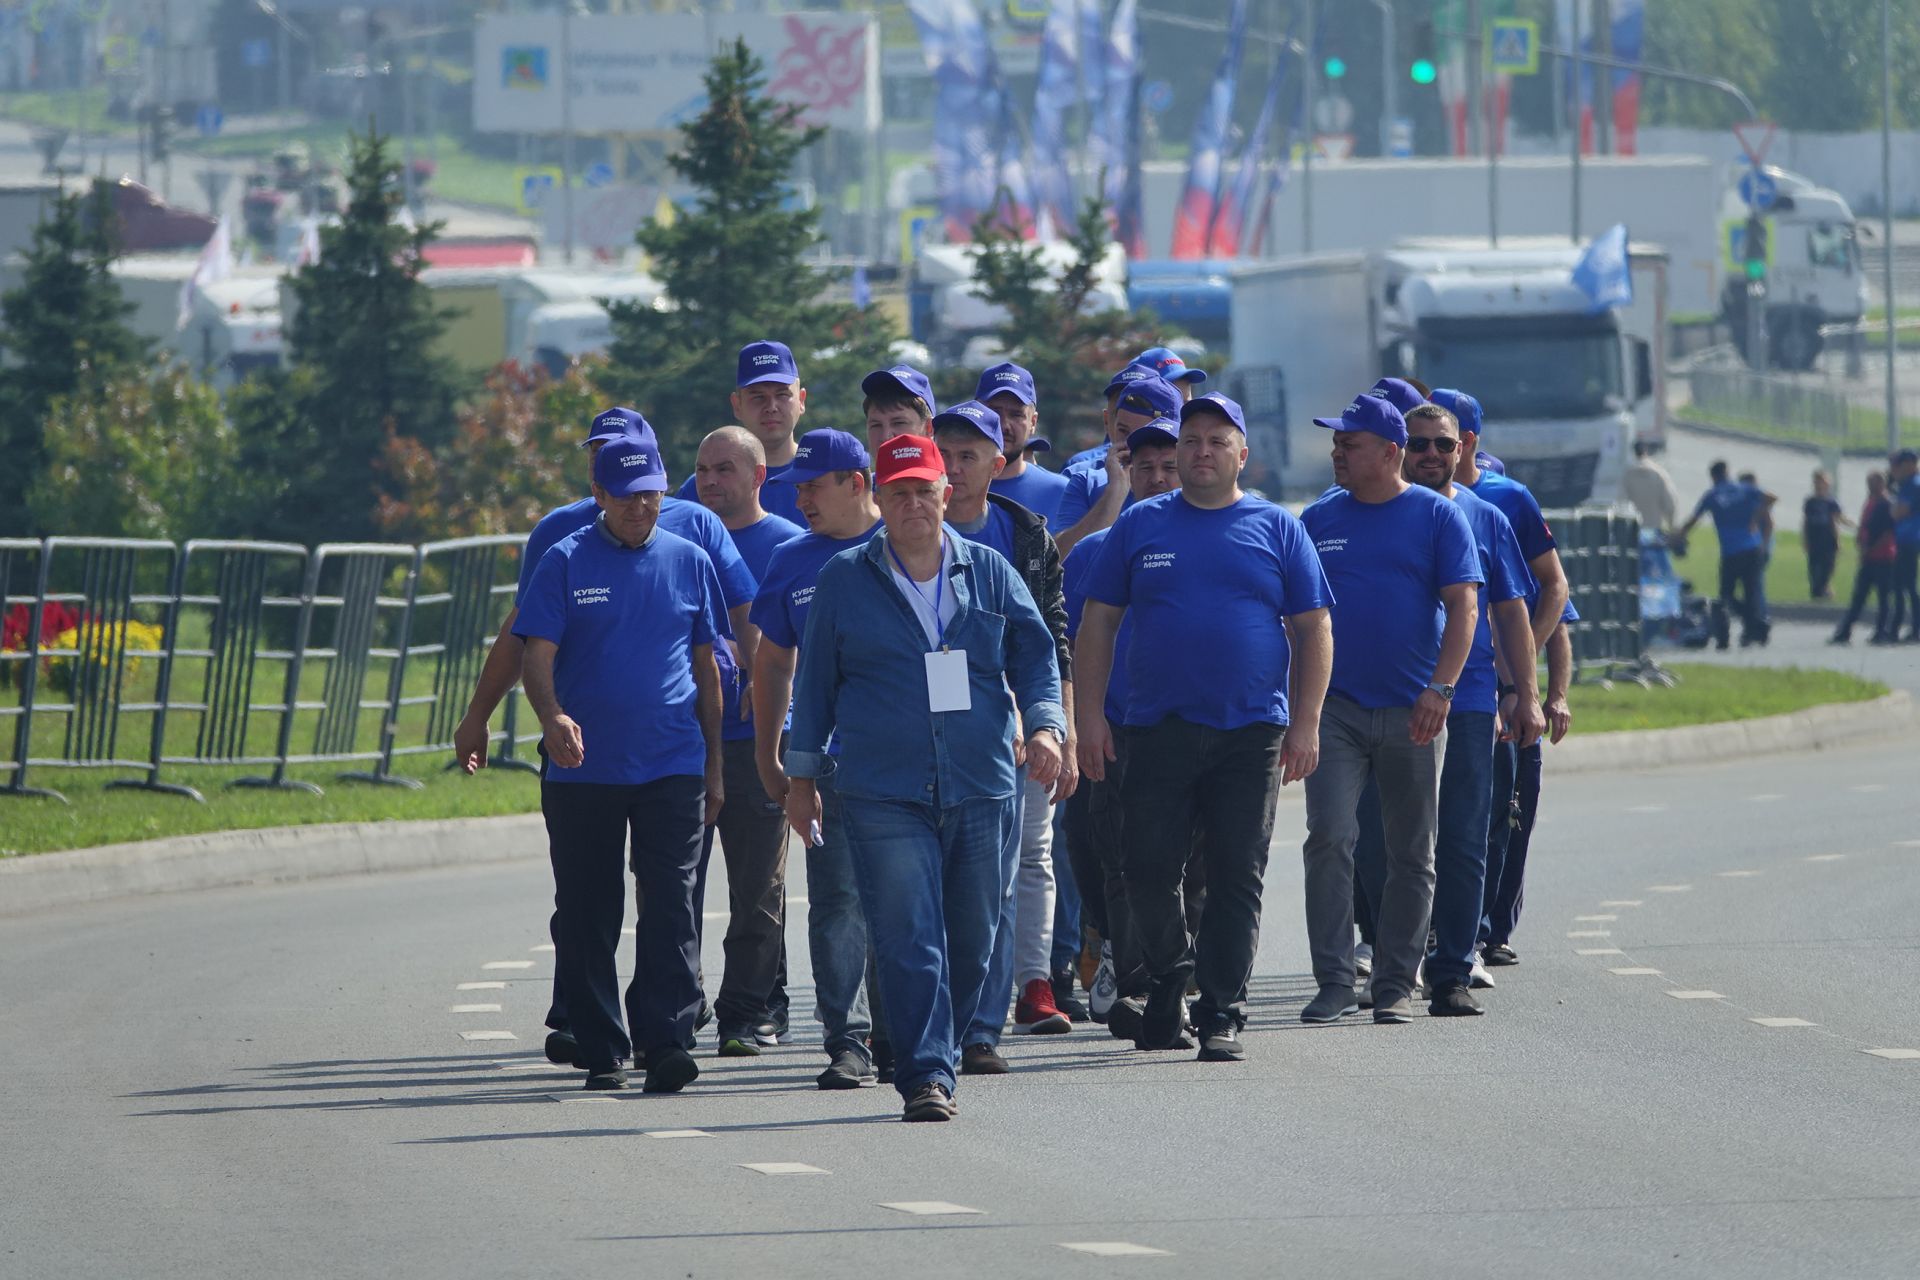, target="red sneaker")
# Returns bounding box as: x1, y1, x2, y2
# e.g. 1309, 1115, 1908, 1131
1013, 977, 1072, 1034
